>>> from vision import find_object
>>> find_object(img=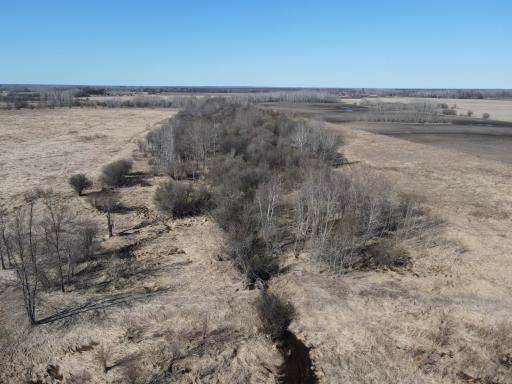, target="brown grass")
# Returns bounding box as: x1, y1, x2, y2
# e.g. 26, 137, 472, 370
0, 108, 173, 207
1, 107, 511, 383
269, 120, 512, 383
